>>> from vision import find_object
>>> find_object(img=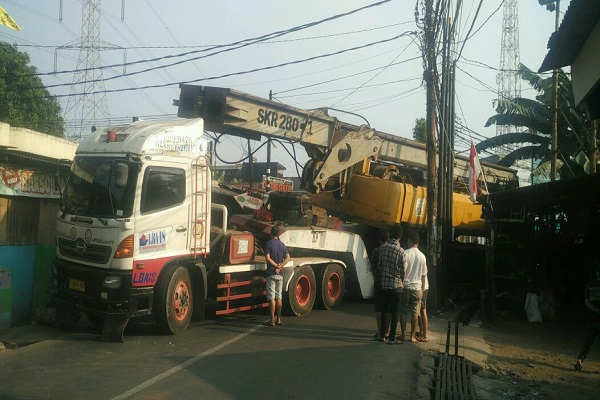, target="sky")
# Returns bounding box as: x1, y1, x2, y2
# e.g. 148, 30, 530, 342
0, 0, 568, 185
